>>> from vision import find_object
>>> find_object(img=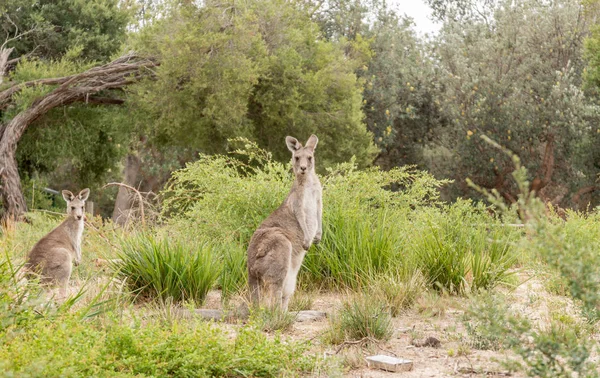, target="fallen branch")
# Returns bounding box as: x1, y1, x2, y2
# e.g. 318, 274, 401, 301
102, 182, 145, 227
334, 337, 397, 357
